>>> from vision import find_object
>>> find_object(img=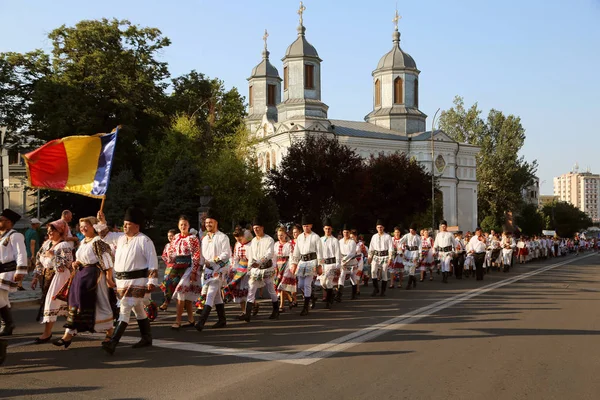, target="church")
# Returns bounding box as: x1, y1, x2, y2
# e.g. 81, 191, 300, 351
244, 4, 480, 231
